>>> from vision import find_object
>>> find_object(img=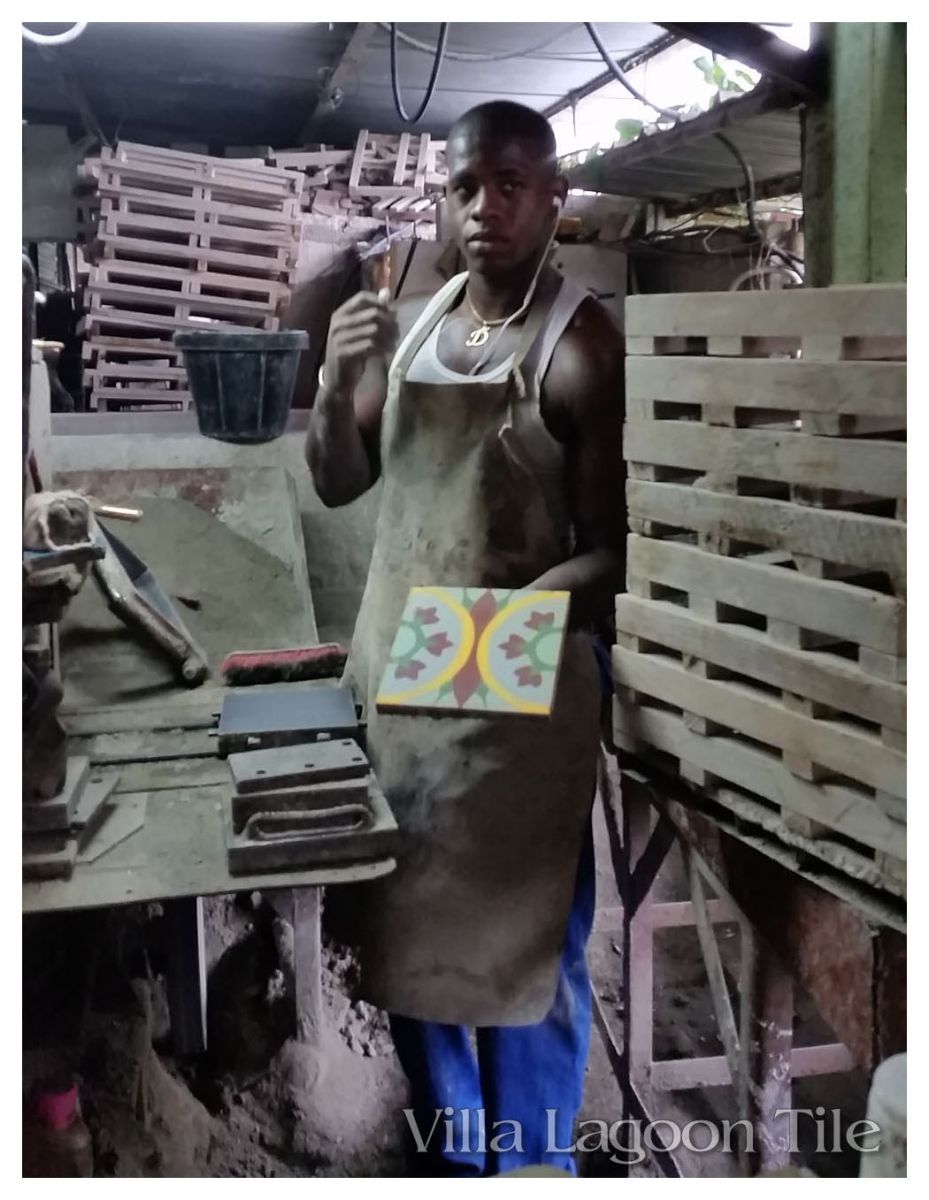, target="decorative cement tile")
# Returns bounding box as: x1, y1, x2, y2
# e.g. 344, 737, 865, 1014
375, 586, 571, 717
